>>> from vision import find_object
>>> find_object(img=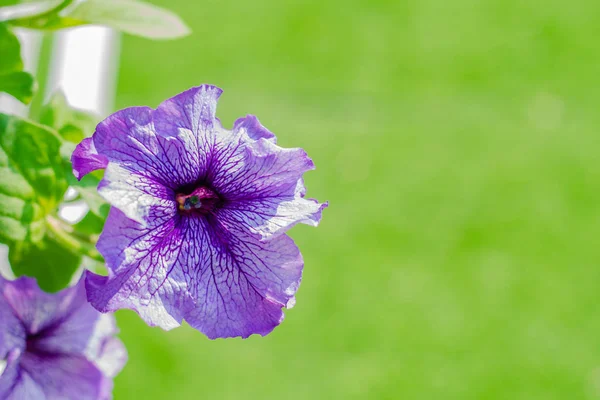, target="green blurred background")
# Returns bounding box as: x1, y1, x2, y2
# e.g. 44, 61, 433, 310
112, 1, 600, 399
